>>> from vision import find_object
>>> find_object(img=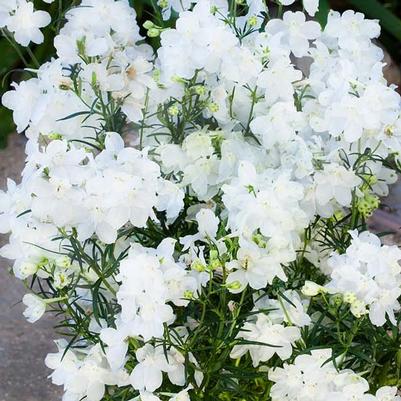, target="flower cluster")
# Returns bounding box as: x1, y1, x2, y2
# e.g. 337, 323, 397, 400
2, 0, 401, 400
269, 349, 401, 401
0, 0, 53, 46
325, 230, 401, 326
